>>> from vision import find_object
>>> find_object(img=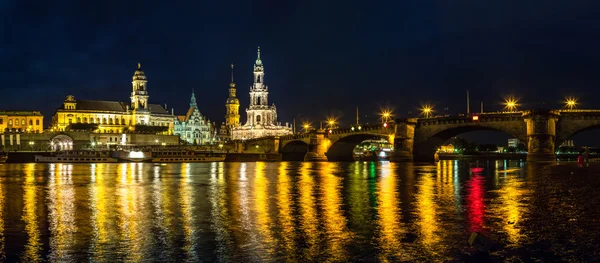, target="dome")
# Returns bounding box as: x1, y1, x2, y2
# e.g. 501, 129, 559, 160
133, 63, 147, 81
